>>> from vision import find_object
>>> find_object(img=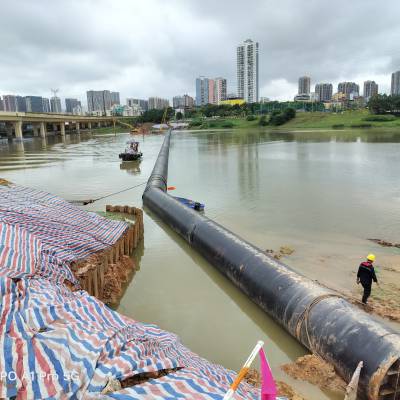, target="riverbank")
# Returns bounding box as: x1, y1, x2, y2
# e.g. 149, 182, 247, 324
187, 110, 400, 131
